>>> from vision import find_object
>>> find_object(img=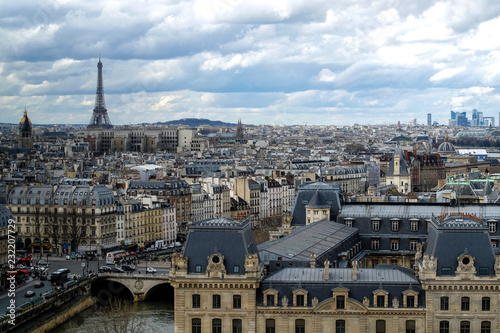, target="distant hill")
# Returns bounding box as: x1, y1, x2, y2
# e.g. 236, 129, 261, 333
152, 118, 236, 127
